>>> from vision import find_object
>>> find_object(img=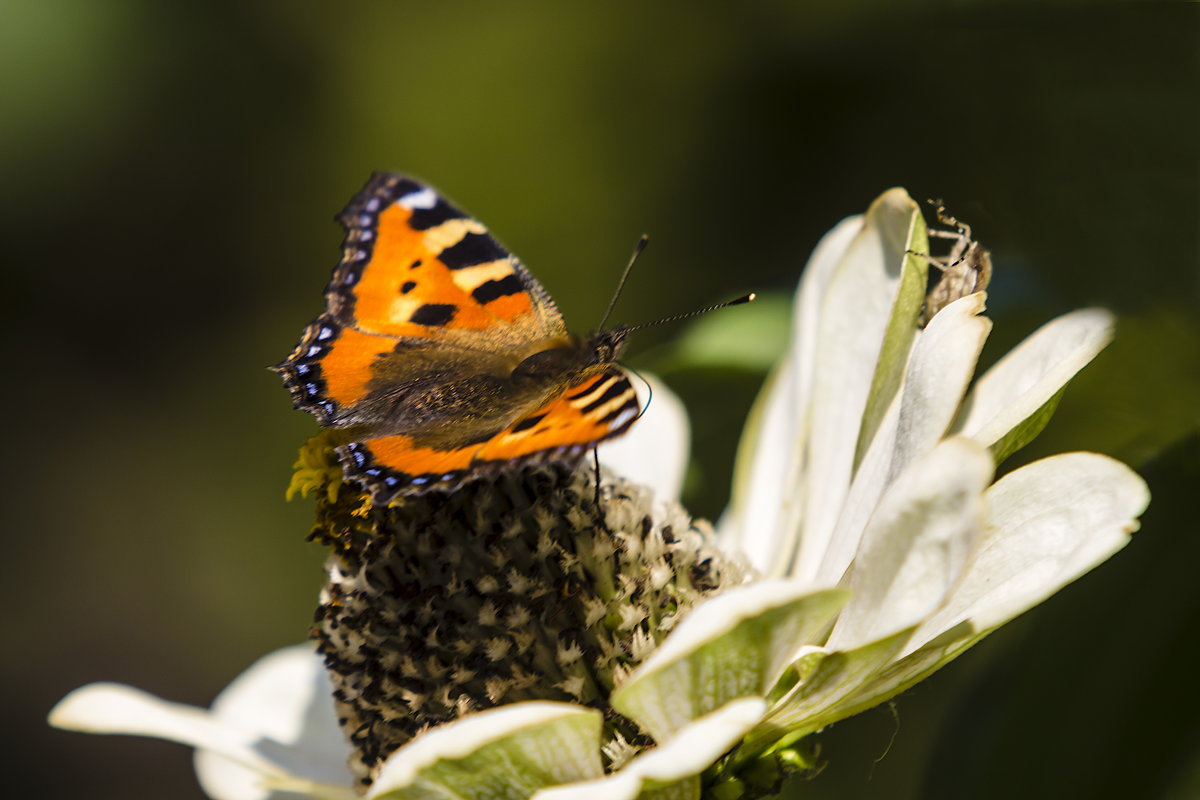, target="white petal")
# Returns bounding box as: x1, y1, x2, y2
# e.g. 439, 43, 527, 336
532, 698, 768, 800
954, 308, 1114, 449
50, 646, 355, 800
722, 214, 863, 570
827, 437, 993, 651
813, 393, 902, 586
197, 645, 354, 800
49, 684, 301, 791
905, 451, 1149, 654
886, 294, 991, 480
791, 190, 921, 583
724, 190, 925, 578
368, 702, 603, 800
50, 682, 265, 760
814, 294, 991, 585
612, 581, 847, 742
597, 374, 689, 504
